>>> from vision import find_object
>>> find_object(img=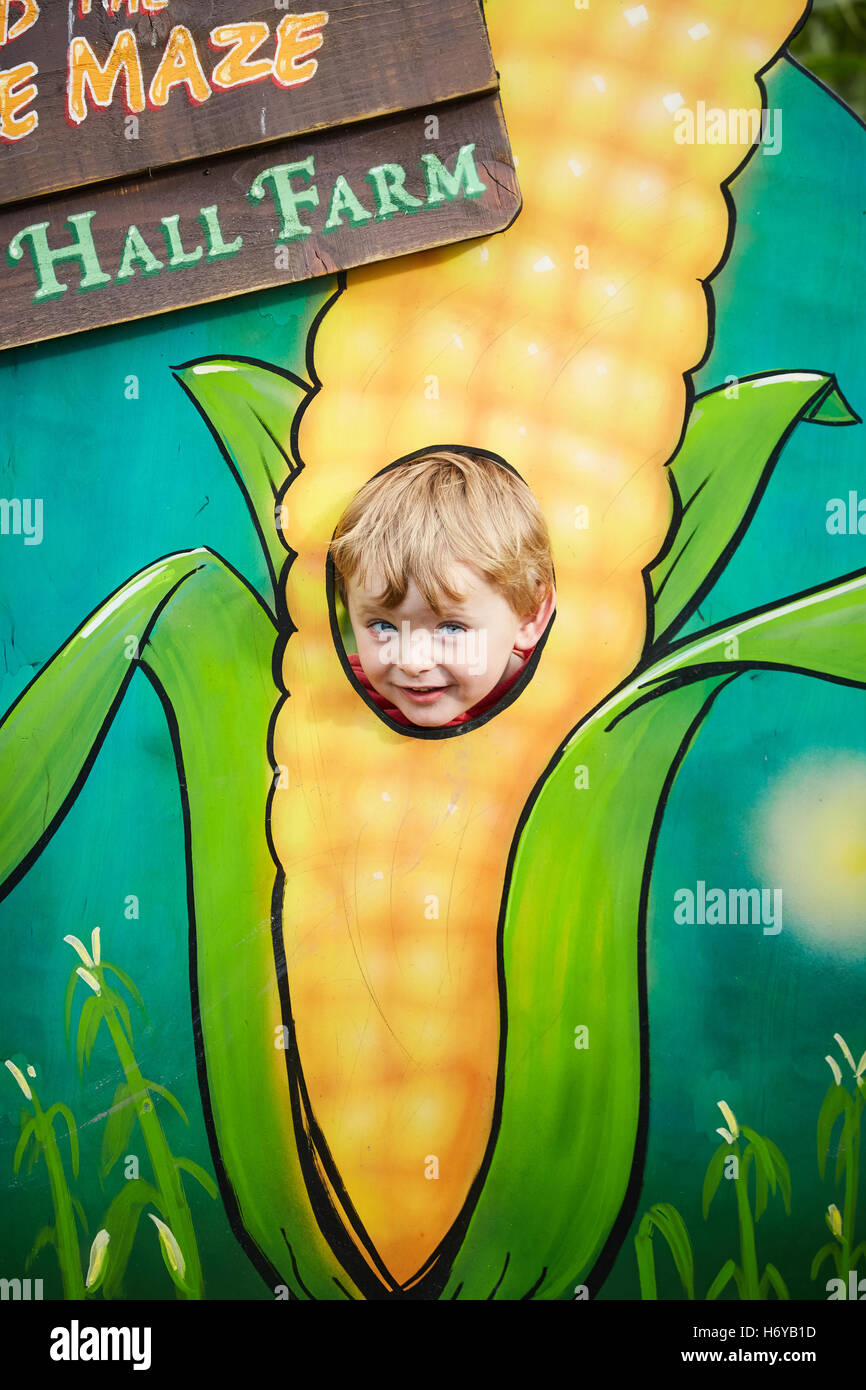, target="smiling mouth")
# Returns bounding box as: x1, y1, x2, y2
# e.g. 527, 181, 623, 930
398, 684, 450, 698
